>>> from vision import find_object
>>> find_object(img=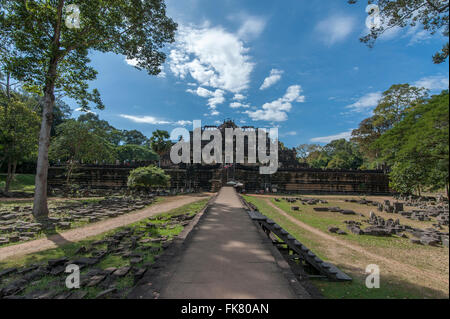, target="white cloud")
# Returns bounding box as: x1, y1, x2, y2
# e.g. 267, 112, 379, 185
120, 115, 195, 126
125, 58, 138, 67
169, 24, 254, 93
120, 114, 171, 125
310, 130, 353, 143
186, 87, 226, 109
230, 102, 250, 109
246, 85, 305, 122
175, 120, 193, 126
345, 92, 382, 113
125, 57, 166, 77
414, 75, 449, 91
407, 29, 431, 46
75, 108, 96, 115
260, 69, 284, 90
233, 93, 246, 101
315, 15, 356, 45
237, 16, 267, 40
282, 131, 297, 137
169, 24, 255, 114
